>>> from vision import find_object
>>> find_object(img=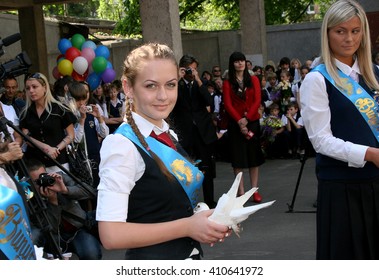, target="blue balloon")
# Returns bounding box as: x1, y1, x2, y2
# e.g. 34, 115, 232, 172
81, 40, 97, 51
106, 61, 113, 69
95, 45, 110, 59
86, 72, 101, 91
58, 38, 72, 55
